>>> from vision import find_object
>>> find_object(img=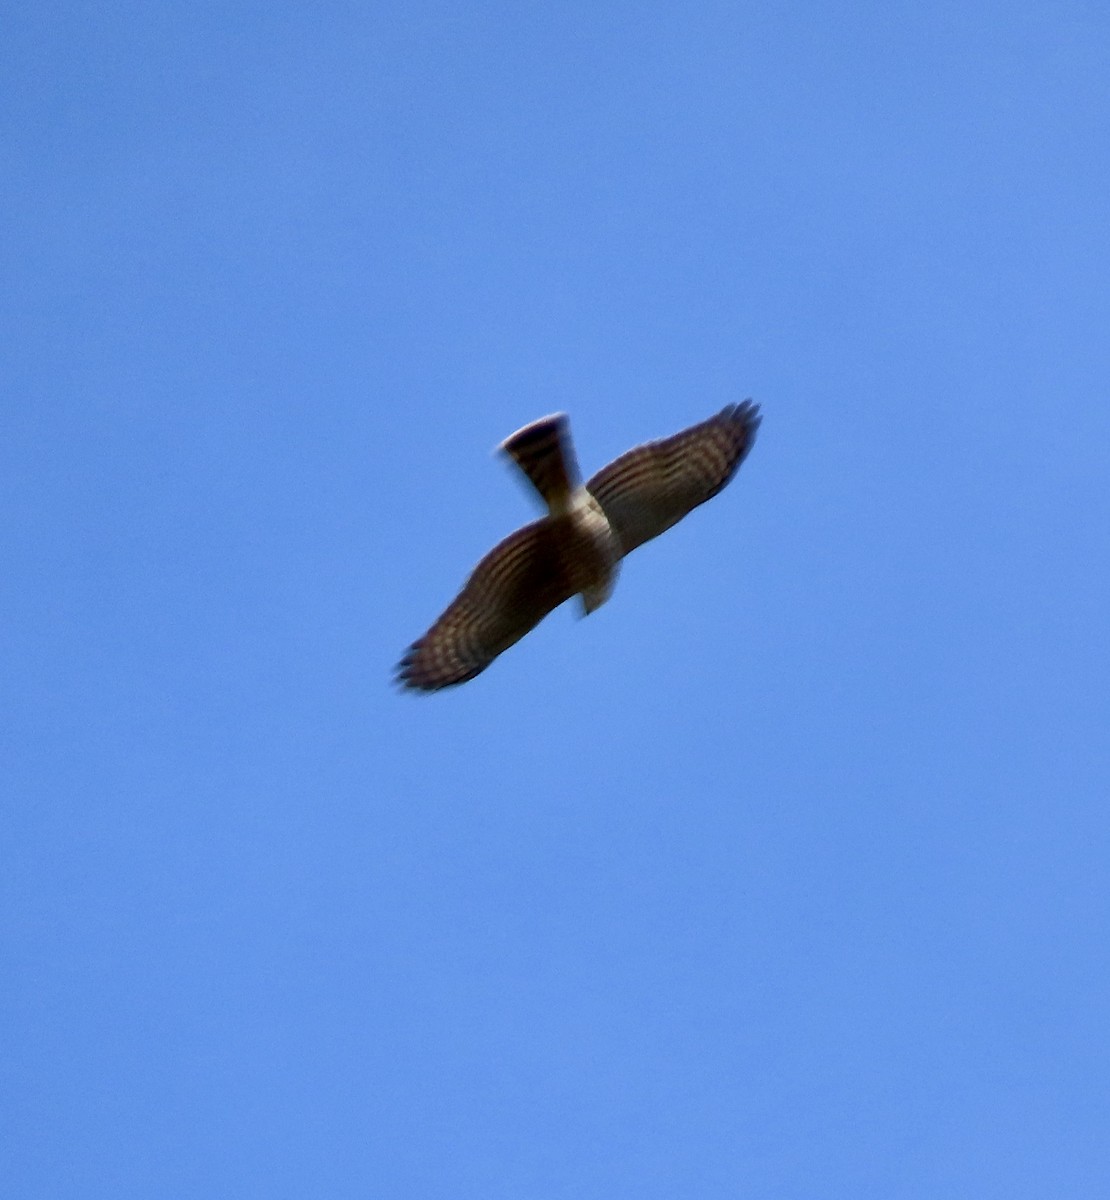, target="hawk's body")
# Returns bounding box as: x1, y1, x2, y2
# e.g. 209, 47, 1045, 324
501, 413, 622, 616
397, 402, 761, 690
